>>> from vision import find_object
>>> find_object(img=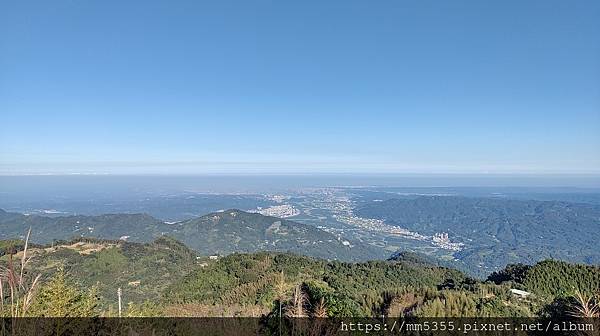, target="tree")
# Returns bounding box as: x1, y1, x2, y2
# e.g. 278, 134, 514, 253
313, 297, 327, 318
30, 267, 98, 317
488, 263, 531, 284
286, 285, 307, 317
273, 270, 291, 317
